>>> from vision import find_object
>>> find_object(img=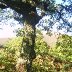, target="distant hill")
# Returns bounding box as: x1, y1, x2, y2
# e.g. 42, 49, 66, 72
0, 32, 60, 48
43, 32, 60, 48
0, 38, 11, 48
